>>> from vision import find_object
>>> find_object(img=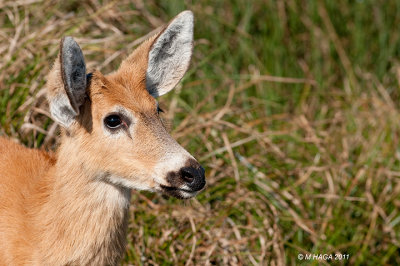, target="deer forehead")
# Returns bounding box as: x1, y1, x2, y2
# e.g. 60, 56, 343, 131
88, 71, 157, 118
